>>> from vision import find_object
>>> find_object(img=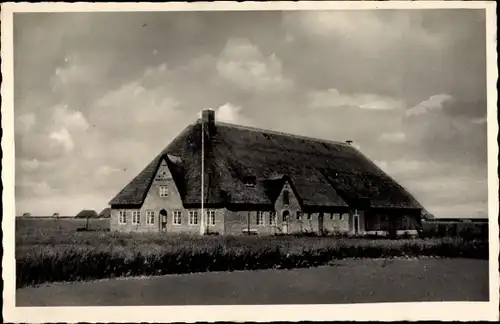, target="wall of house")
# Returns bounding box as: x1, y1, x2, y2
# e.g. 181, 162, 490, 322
110, 161, 419, 236
273, 181, 303, 234
224, 210, 278, 235
110, 159, 225, 234
364, 210, 421, 232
